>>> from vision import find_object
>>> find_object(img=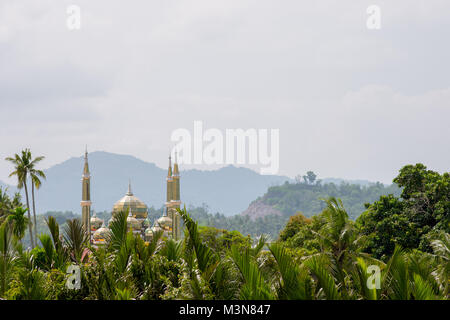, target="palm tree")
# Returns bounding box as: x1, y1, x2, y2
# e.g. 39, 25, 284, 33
5, 149, 45, 248
63, 218, 90, 263
5, 150, 34, 248
29, 160, 46, 248
6, 207, 29, 241
306, 197, 375, 298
